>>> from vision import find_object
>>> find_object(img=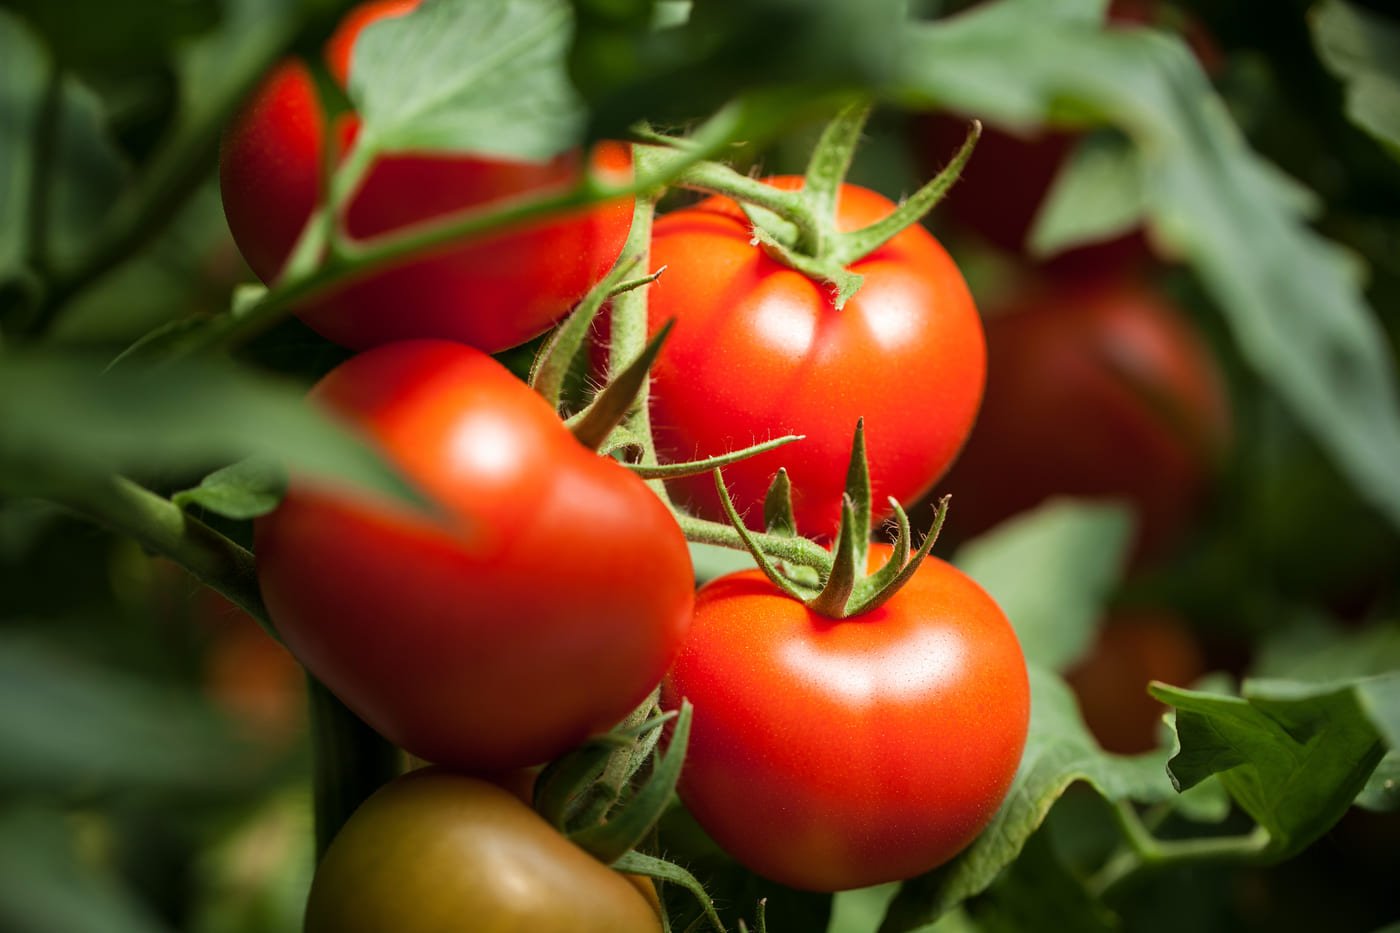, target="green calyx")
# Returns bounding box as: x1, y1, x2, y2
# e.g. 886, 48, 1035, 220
668, 102, 981, 310
714, 419, 950, 619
